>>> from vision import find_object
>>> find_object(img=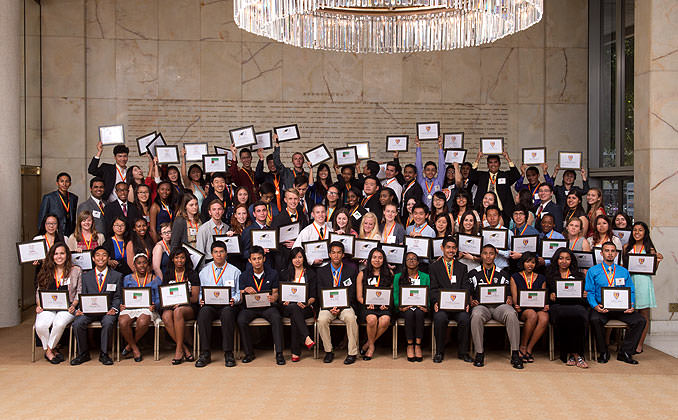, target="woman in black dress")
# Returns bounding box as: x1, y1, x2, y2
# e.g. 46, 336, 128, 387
356, 247, 393, 360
